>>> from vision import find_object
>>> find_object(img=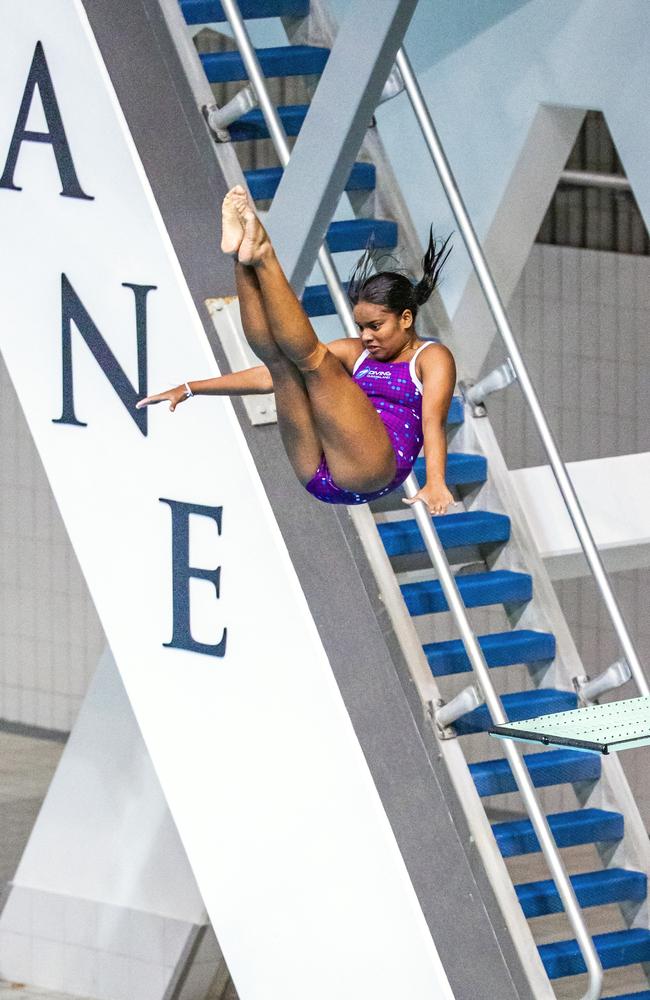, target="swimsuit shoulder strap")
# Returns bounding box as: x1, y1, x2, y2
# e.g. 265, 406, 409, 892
409, 338, 440, 393
352, 347, 370, 375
